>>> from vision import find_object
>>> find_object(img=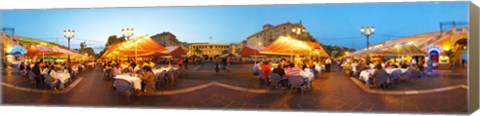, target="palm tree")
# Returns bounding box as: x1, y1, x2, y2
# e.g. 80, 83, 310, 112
444, 49, 455, 71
